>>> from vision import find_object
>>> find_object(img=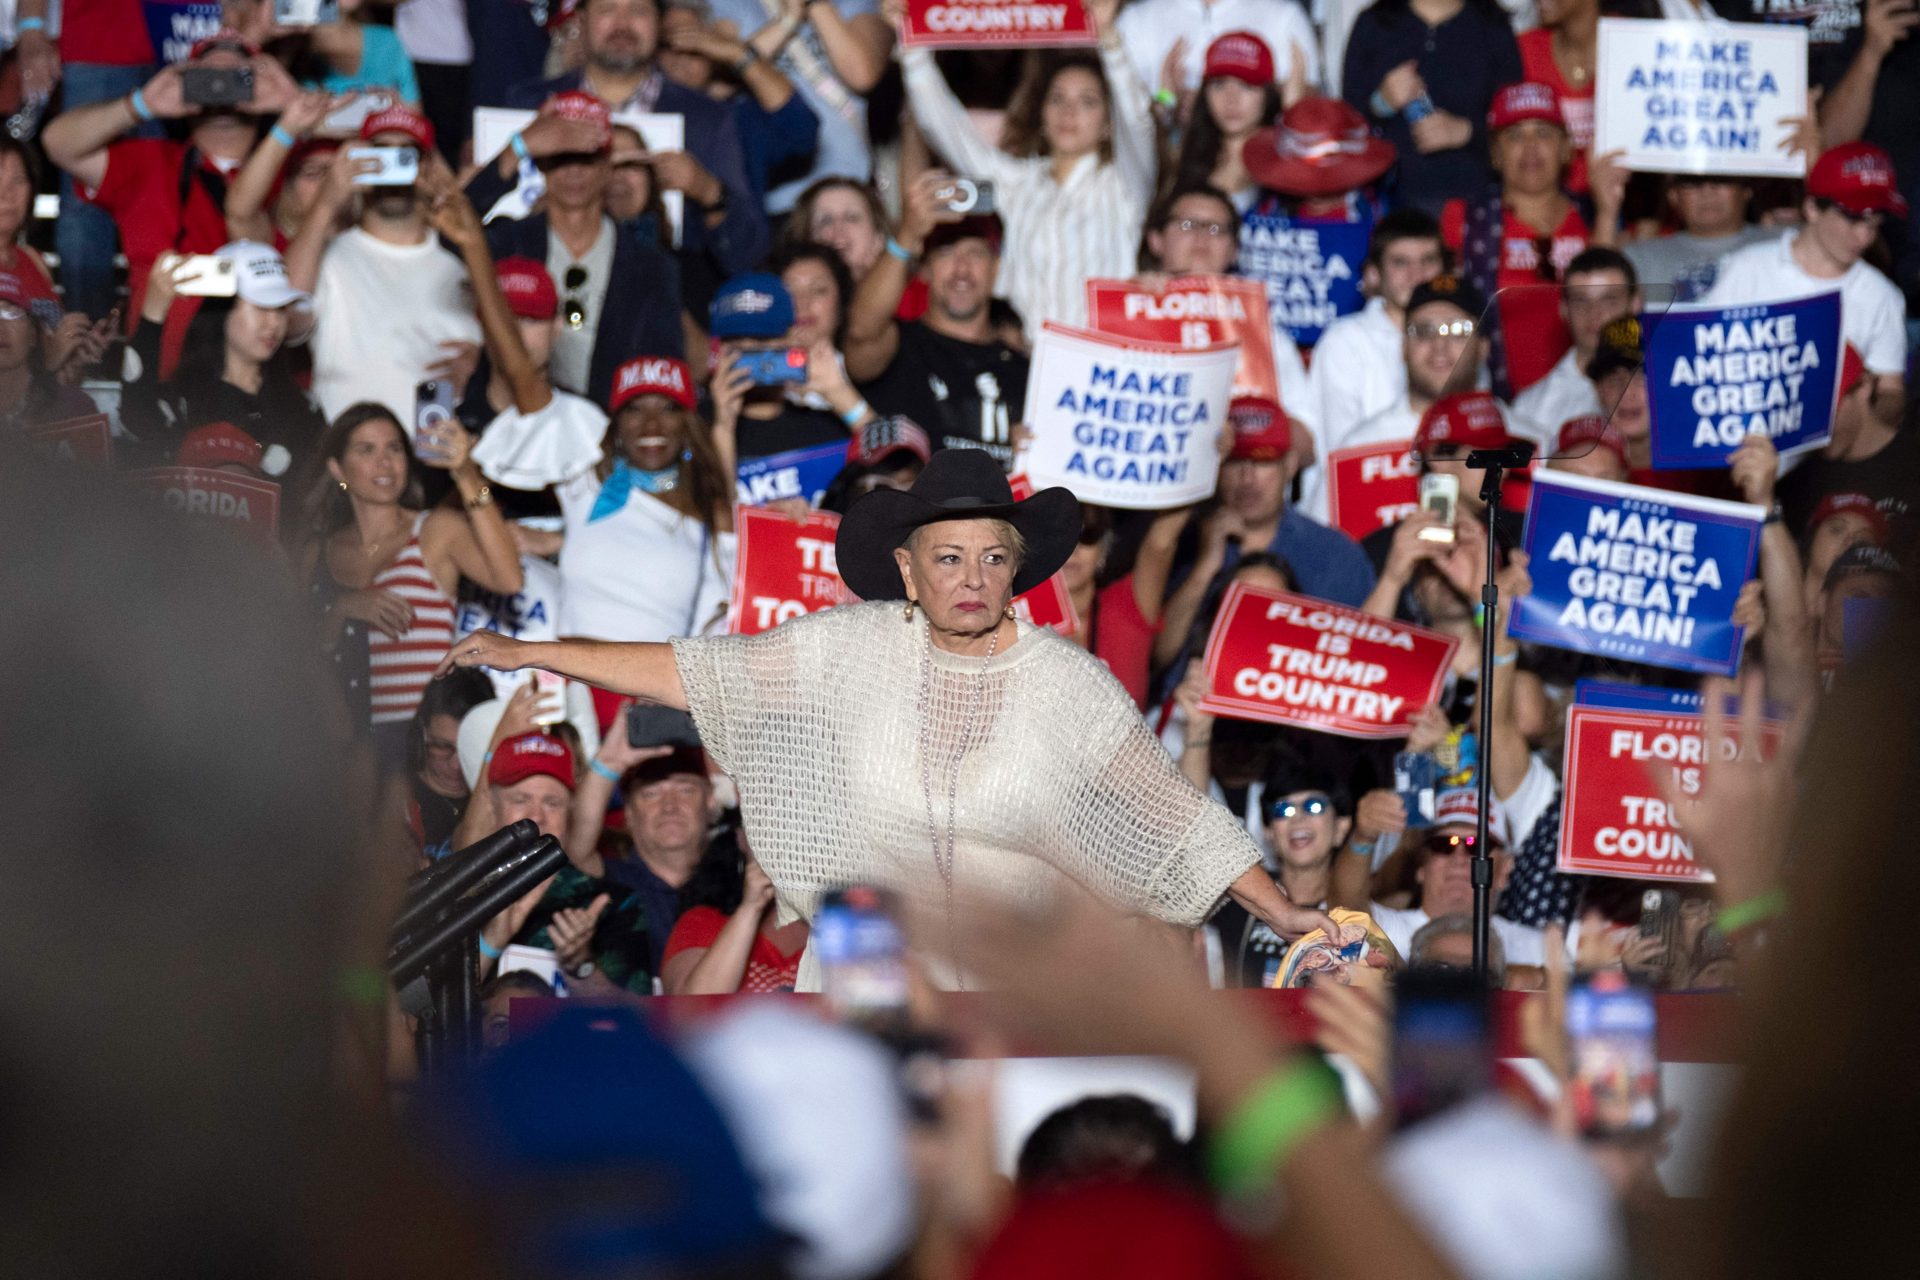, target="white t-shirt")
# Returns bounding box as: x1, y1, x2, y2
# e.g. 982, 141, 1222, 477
1310, 297, 1405, 452
312, 227, 483, 426
1297, 397, 1417, 524
1117, 0, 1320, 94
1268, 317, 1315, 432
1700, 230, 1907, 375
1509, 347, 1600, 452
